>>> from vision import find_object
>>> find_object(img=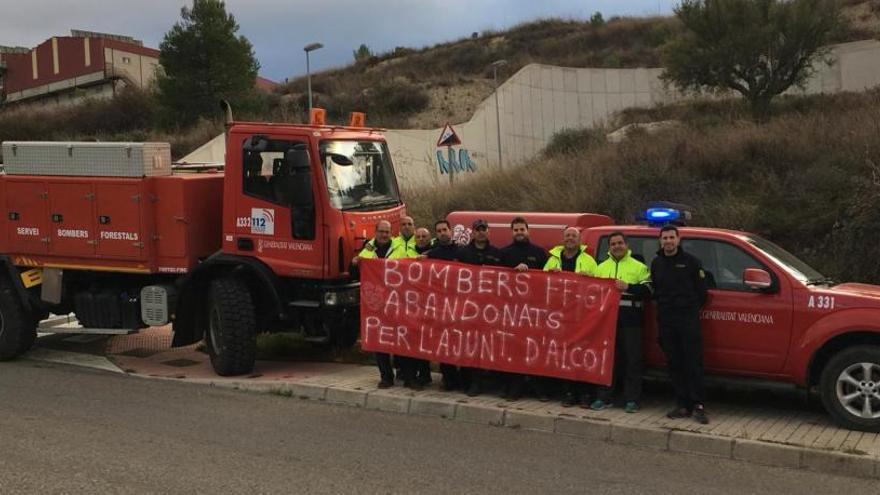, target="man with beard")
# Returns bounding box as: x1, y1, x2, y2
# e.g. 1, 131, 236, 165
651, 225, 709, 424
427, 219, 463, 390
500, 217, 548, 401
456, 218, 505, 397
